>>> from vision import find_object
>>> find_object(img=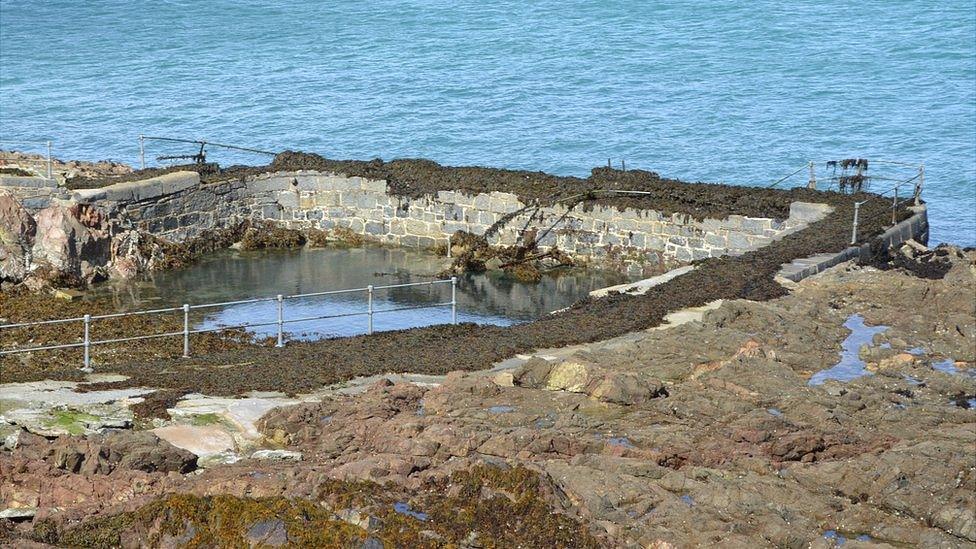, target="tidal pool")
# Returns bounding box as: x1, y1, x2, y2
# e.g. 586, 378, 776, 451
90, 247, 631, 340
809, 314, 888, 386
